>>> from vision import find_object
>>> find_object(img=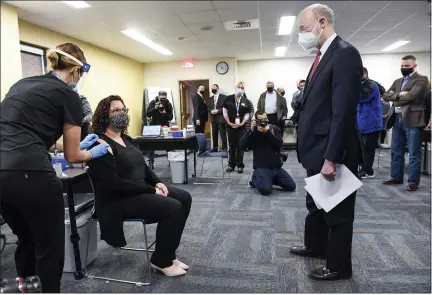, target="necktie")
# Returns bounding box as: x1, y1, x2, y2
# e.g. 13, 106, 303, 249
308, 50, 322, 81
401, 76, 409, 90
